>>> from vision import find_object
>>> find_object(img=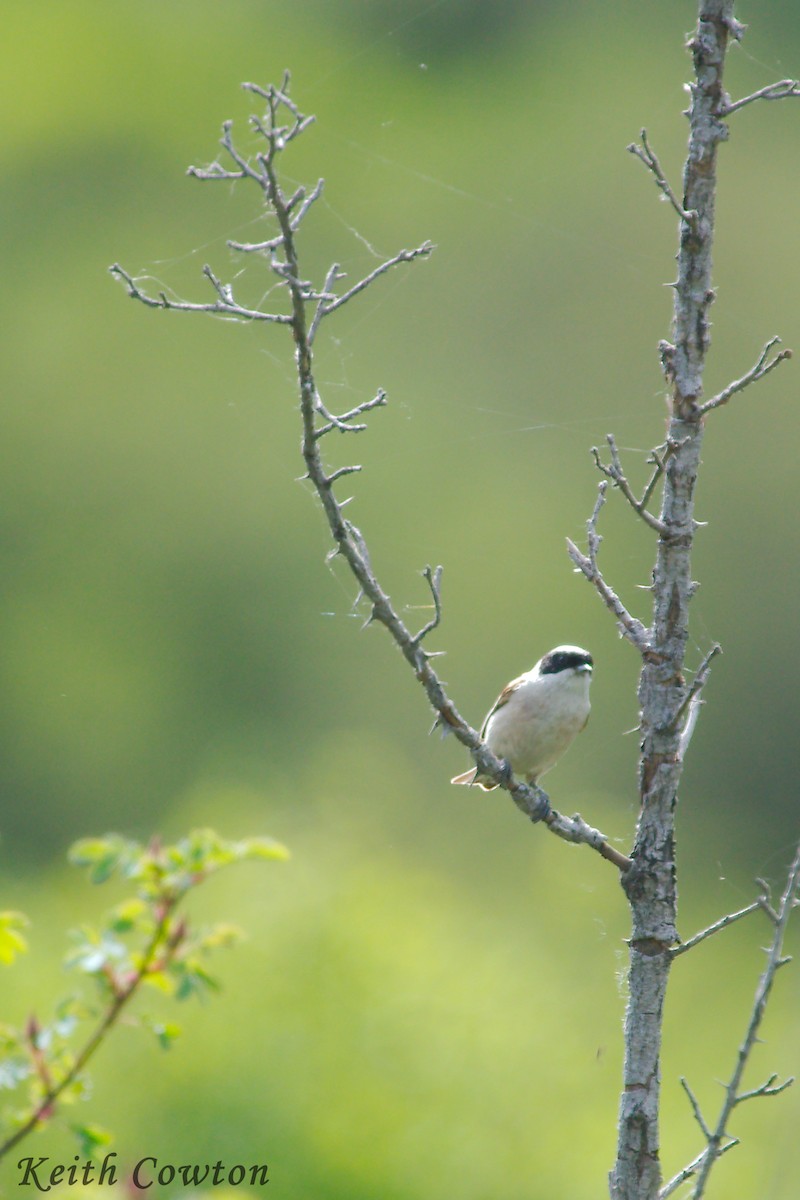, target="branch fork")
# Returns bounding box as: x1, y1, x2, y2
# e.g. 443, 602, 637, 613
566, 482, 652, 657
628, 129, 696, 225
698, 336, 792, 415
